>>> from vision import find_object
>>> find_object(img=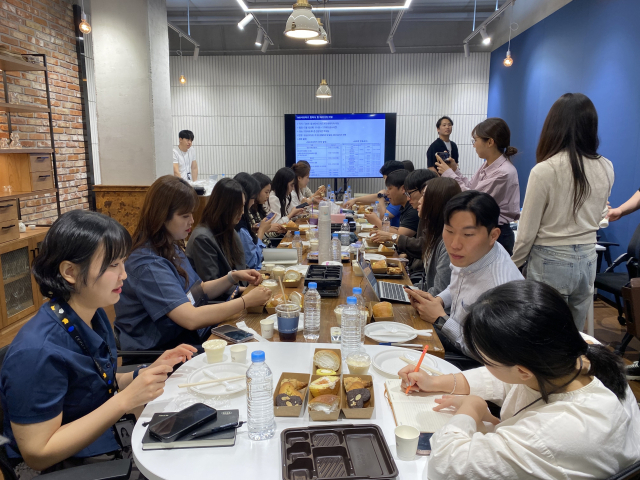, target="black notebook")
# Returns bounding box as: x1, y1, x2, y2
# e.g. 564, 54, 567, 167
141, 409, 238, 450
